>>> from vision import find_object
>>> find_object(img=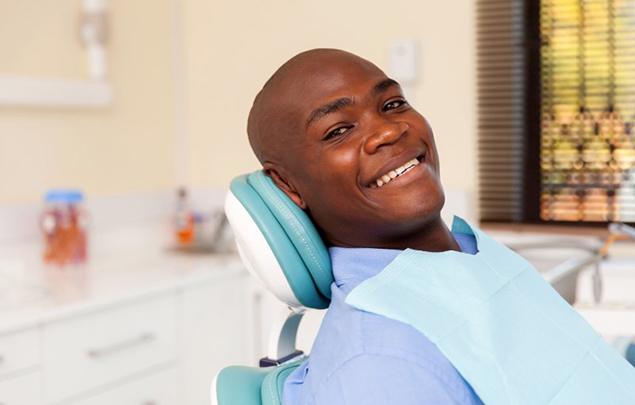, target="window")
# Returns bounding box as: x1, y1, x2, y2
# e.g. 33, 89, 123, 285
478, 0, 635, 225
